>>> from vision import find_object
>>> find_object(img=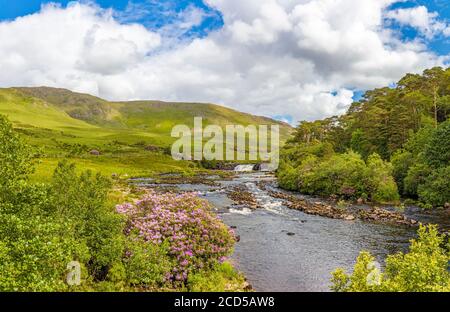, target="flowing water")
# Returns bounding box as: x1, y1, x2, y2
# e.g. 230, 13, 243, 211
135, 171, 450, 292
234, 164, 256, 172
